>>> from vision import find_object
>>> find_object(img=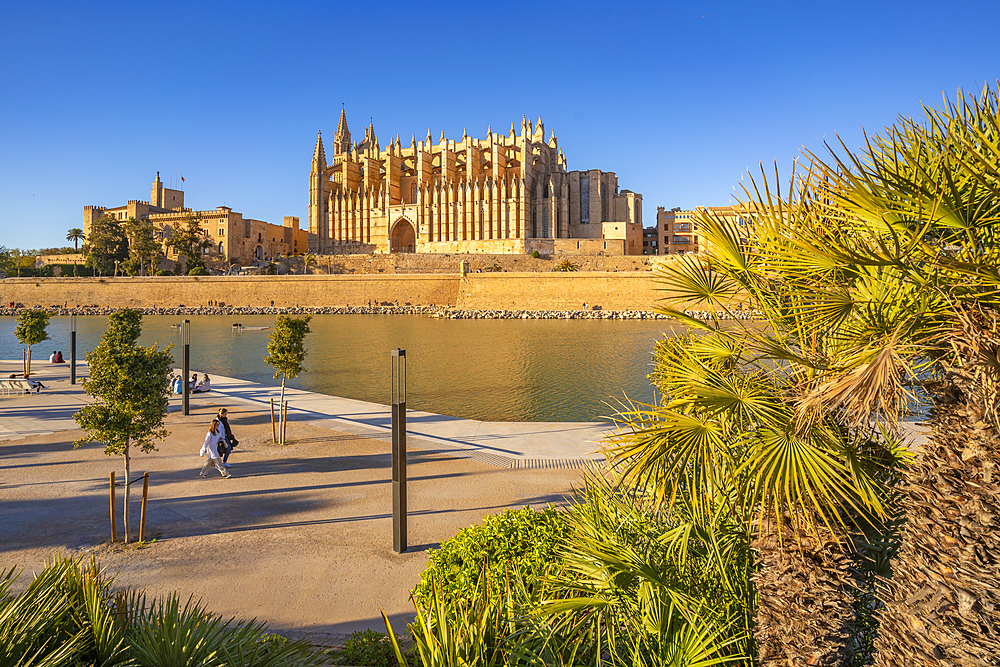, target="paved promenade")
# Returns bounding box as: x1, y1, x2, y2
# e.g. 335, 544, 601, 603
0, 360, 611, 467
0, 358, 610, 642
